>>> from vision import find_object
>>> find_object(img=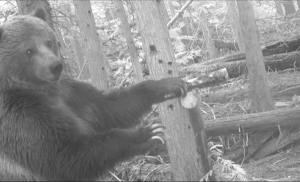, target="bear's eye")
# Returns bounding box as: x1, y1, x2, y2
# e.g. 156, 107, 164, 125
26, 49, 34, 57
47, 41, 52, 48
